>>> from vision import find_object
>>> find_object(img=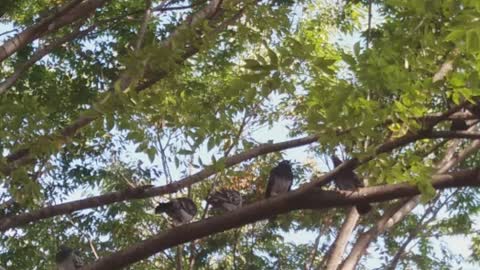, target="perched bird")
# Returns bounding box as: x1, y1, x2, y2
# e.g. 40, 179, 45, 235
331, 155, 372, 215
207, 189, 242, 212
450, 118, 468, 131
155, 197, 197, 225
55, 245, 83, 270
446, 98, 469, 131
265, 160, 294, 198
